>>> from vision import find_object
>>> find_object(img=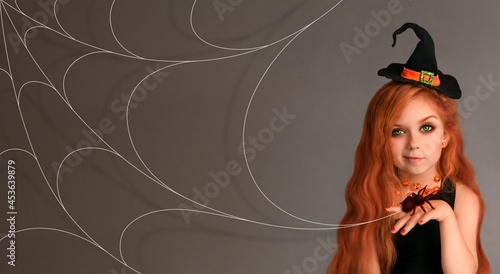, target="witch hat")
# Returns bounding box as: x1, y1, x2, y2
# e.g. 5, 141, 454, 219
378, 22, 461, 99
